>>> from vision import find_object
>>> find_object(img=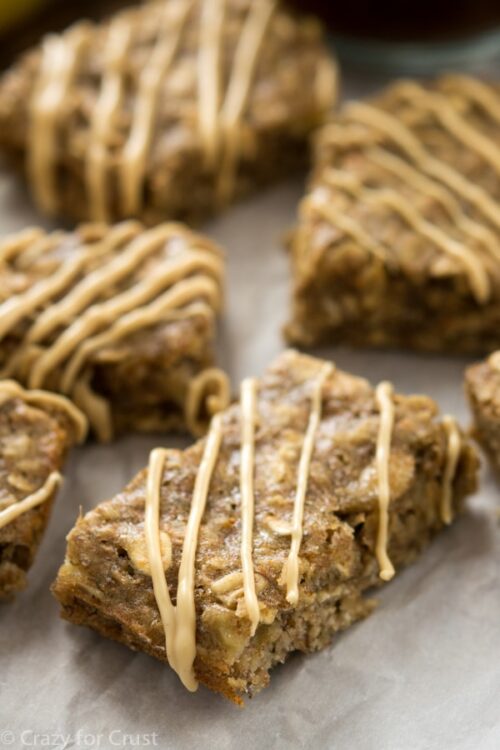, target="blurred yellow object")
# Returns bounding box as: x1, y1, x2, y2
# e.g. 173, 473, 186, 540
0, 0, 48, 31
